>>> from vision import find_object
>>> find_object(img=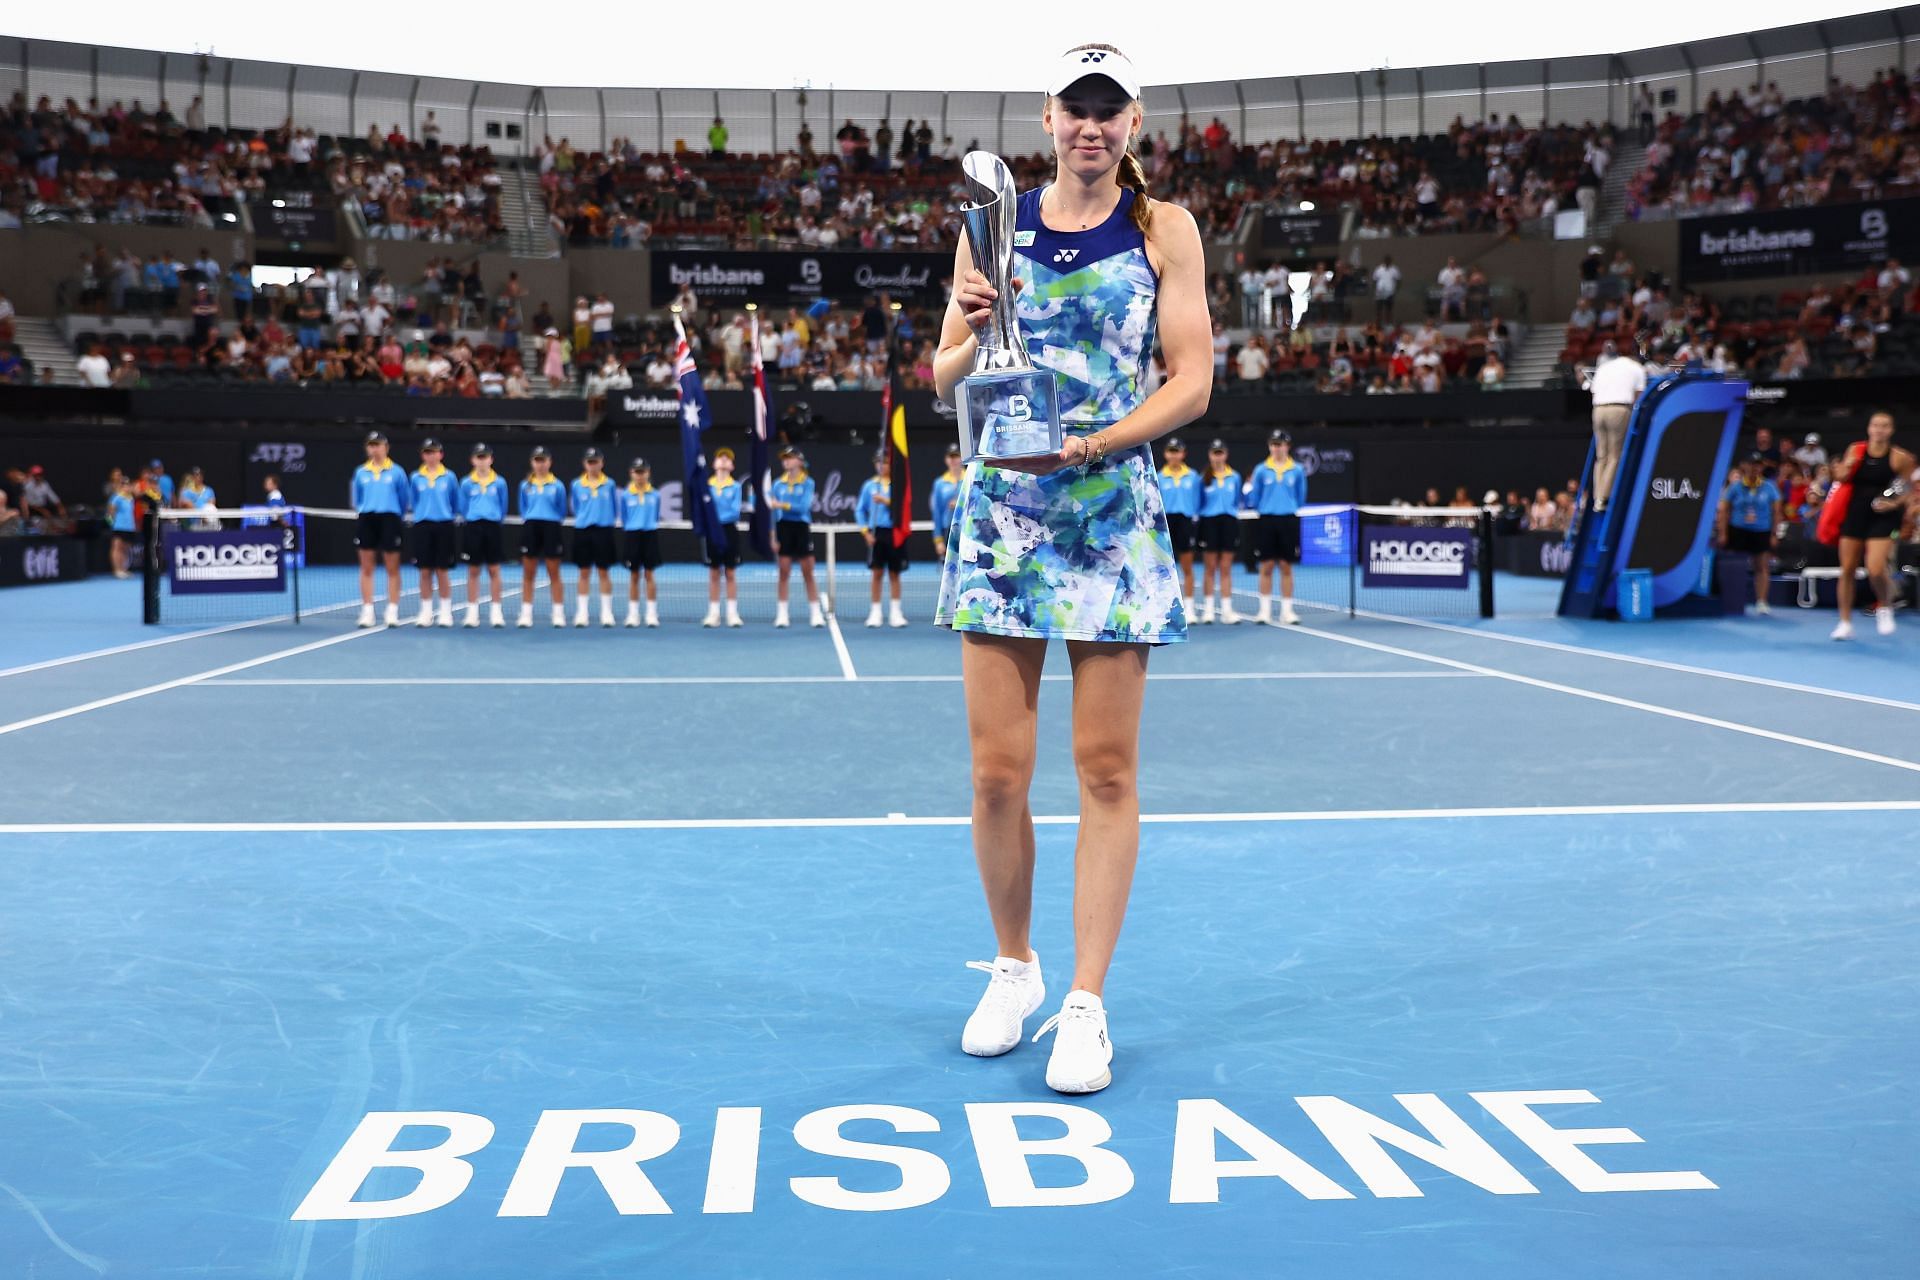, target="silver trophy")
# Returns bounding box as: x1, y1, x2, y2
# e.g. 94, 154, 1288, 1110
955, 150, 1063, 462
